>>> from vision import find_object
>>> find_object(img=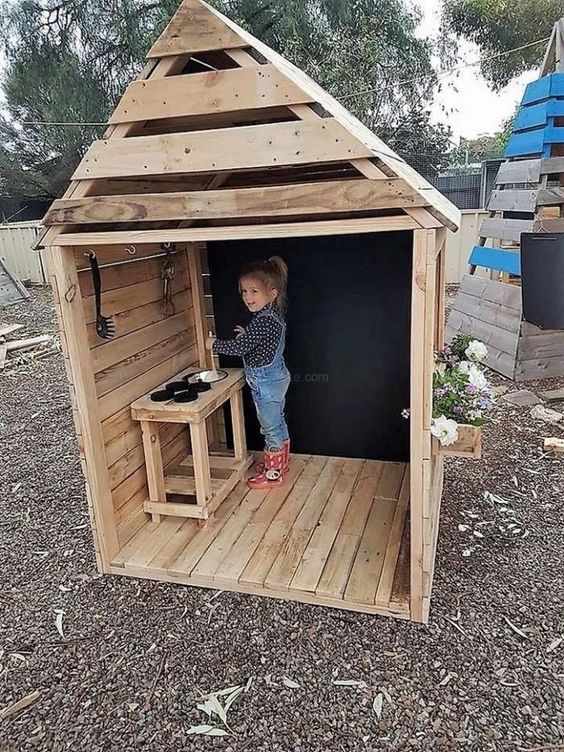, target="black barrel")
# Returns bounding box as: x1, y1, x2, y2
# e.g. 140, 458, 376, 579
521, 233, 564, 330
